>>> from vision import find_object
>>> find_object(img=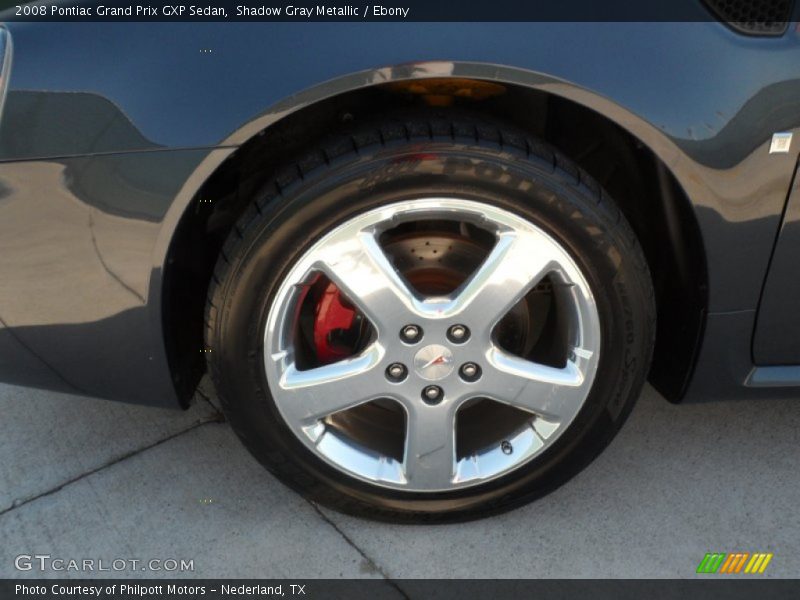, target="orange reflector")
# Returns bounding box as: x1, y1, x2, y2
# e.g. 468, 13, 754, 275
384, 78, 506, 106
